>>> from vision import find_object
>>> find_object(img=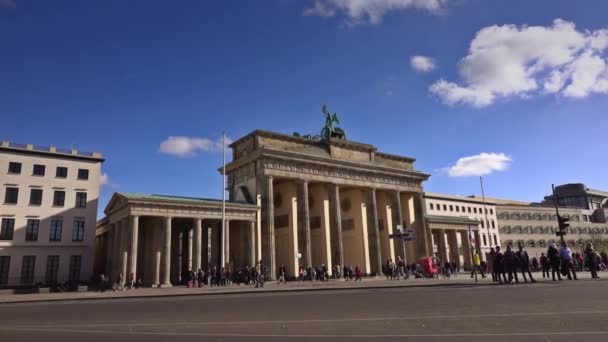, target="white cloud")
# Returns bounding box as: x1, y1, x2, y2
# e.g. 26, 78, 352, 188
410, 55, 437, 72
159, 136, 232, 157
430, 19, 608, 107
444, 152, 512, 177
100, 172, 119, 188
304, 0, 449, 25
0, 0, 16, 9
